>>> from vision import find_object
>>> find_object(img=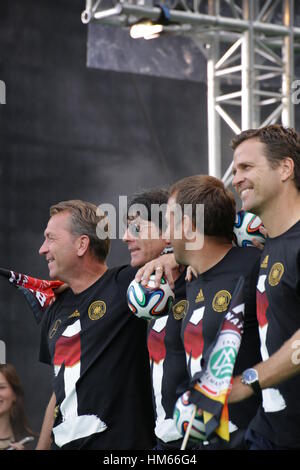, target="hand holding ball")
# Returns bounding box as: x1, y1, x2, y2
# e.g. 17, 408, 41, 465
127, 274, 175, 320
233, 210, 266, 247
173, 391, 207, 442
